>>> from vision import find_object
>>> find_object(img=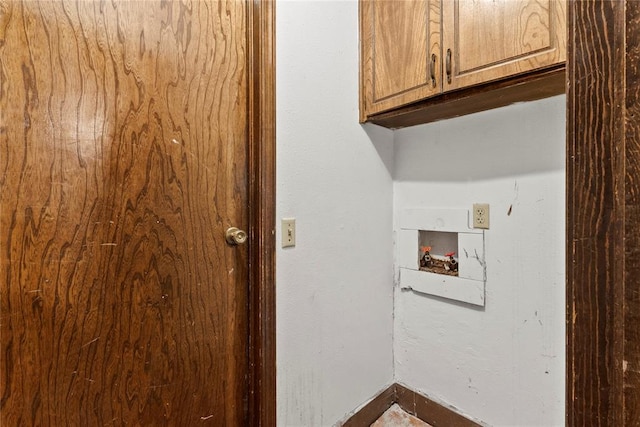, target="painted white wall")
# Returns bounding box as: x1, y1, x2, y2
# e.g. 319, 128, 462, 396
277, 2, 565, 425
276, 1, 395, 425
393, 95, 566, 426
